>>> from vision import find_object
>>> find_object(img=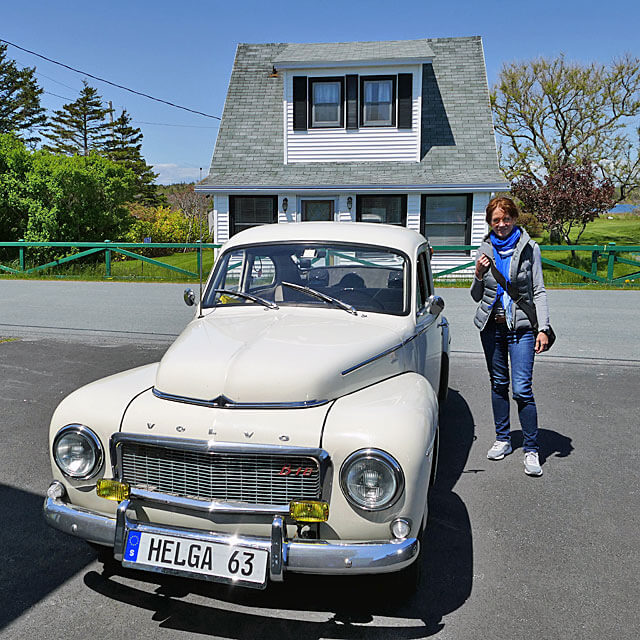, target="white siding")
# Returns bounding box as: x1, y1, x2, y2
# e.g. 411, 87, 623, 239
213, 194, 230, 251
338, 194, 356, 222
278, 194, 296, 224
406, 194, 421, 232
284, 66, 422, 163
